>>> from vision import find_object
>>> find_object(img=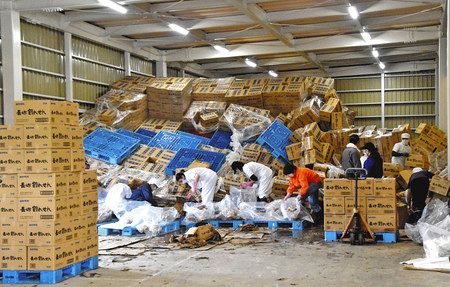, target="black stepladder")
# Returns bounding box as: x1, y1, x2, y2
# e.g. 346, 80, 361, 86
340, 168, 375, 245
